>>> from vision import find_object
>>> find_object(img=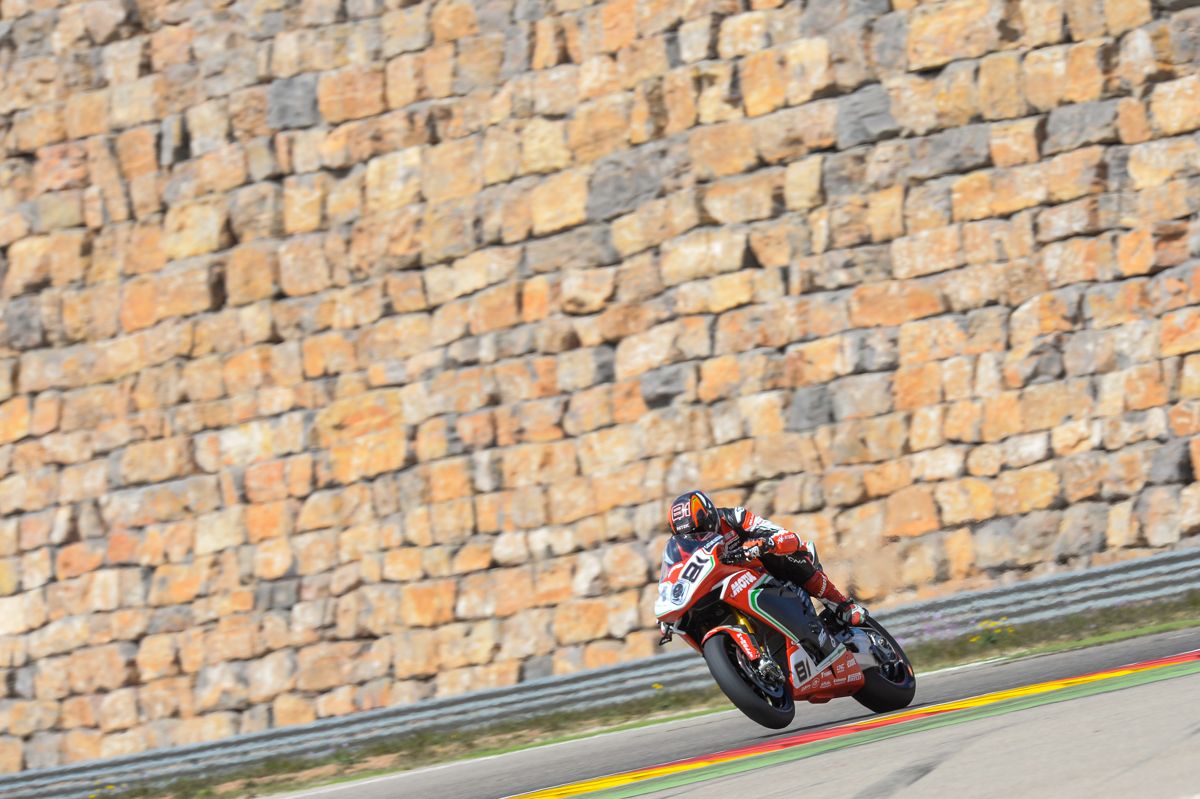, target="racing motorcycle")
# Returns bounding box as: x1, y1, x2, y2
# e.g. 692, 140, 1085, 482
654, 532, 916, 728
